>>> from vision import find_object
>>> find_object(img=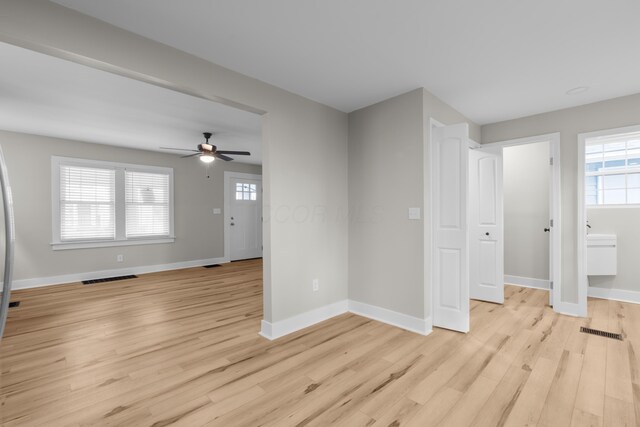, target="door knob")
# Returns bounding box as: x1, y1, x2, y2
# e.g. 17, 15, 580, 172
544, 228, 550, 232
485, 232, 490, 236
231, 222, 235, 226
